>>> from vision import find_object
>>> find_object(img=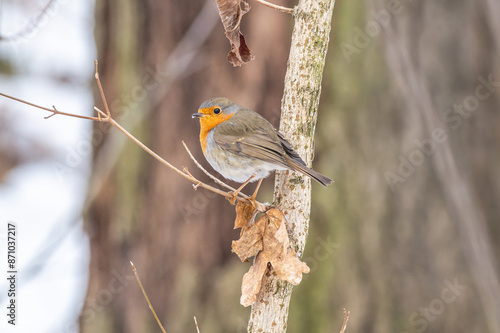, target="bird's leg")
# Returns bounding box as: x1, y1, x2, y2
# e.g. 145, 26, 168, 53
250, 178, 263, 201
245, 177, 263, 208
227, 175, 255, 204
